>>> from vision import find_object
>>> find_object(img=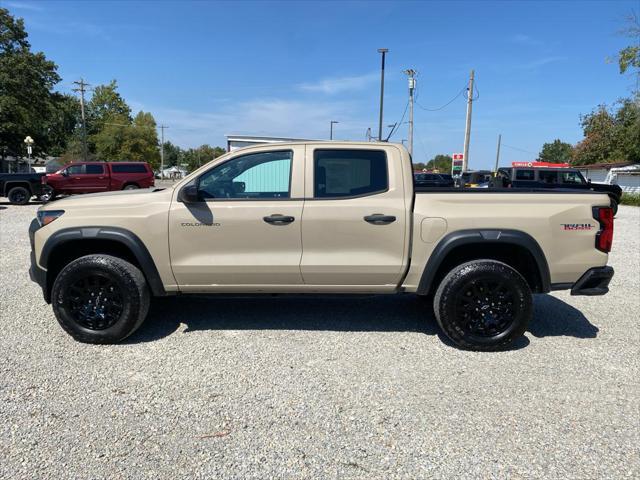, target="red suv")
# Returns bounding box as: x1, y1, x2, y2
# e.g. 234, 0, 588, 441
43, 162, 154, 199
